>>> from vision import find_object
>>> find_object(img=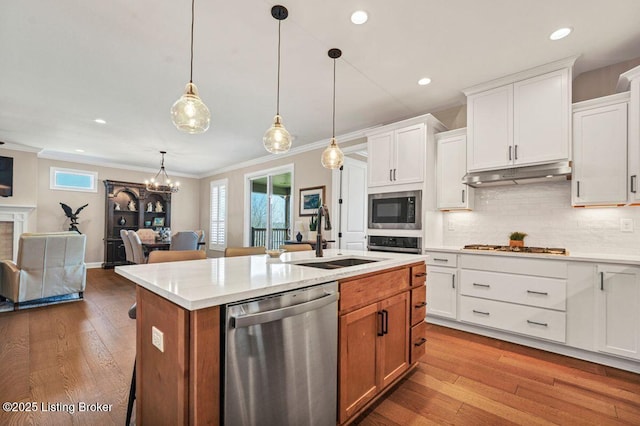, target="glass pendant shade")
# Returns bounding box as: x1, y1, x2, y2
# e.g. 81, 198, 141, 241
171, 82, 211, 134
321, 138, 344, 169
263, 114, 292, 153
